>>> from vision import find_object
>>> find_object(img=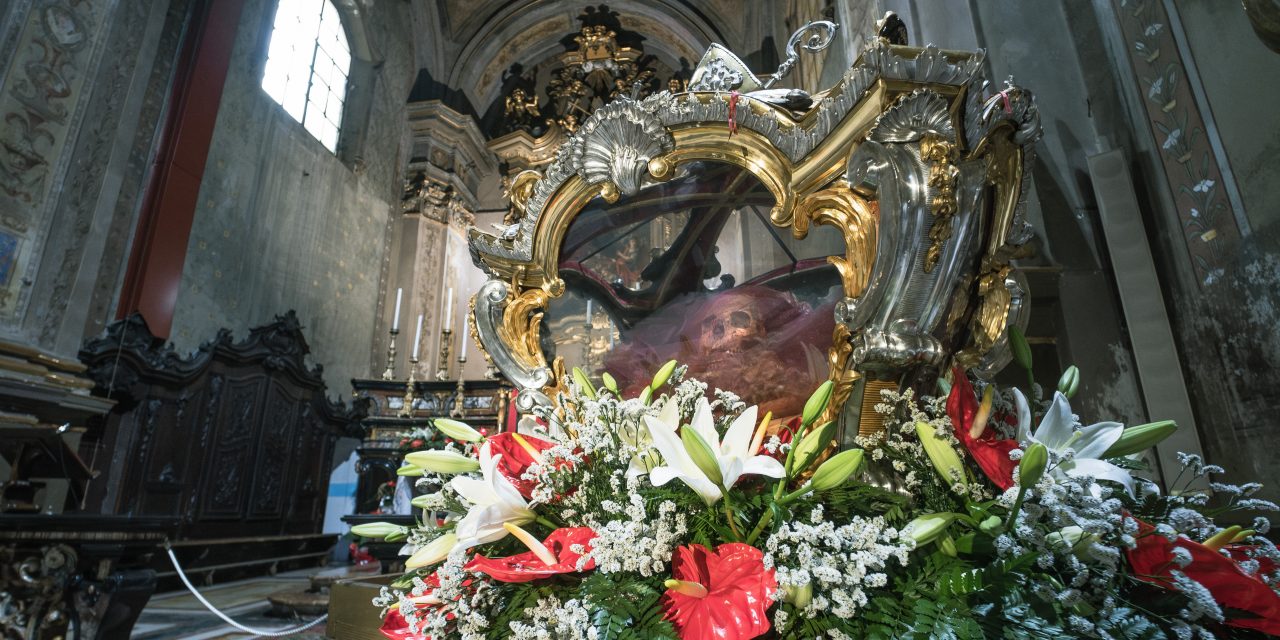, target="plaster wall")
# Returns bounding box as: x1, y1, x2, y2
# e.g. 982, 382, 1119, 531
167, 0, 417, 390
